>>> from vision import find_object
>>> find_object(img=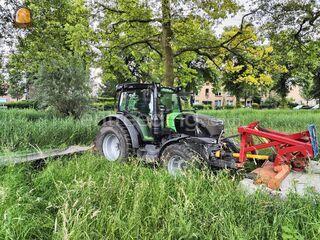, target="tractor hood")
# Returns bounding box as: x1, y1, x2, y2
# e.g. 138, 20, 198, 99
167, 112, 224, 138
